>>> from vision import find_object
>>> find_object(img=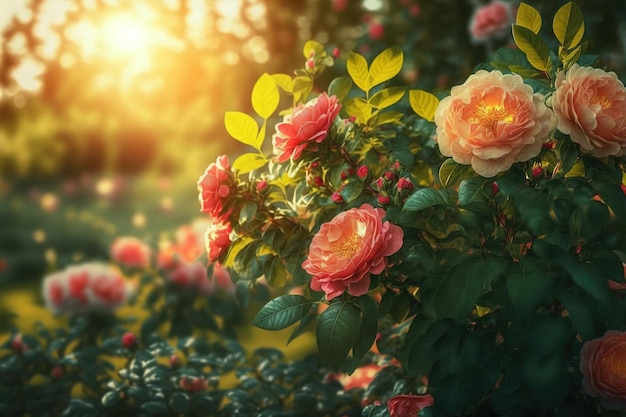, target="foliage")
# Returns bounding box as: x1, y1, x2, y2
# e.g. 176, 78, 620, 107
199, 3, 626, 416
